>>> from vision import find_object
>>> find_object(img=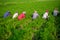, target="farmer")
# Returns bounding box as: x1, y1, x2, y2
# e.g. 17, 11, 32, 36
12, 12, 18, 19
18, 11, 26, 20
32, 11, 39, 20
53, 8, 59, 16
4, 11, 11, 18
42, 10, 49, 20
